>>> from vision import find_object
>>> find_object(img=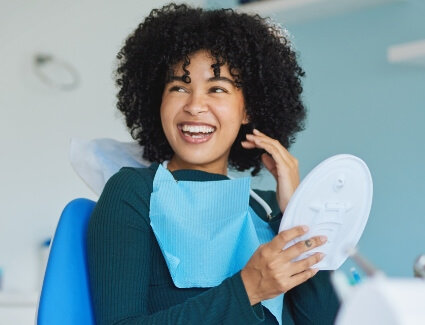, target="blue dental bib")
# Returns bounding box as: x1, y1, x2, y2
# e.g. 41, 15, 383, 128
149, 164, 283, 324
